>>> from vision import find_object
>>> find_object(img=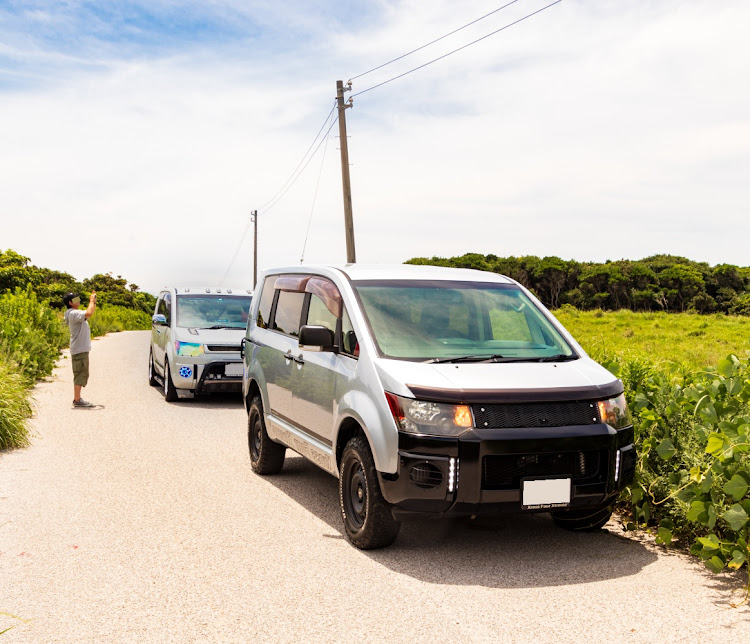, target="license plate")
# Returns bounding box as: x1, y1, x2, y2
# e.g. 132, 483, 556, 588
522, 478, 571, 509
224, 363, 244, 377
